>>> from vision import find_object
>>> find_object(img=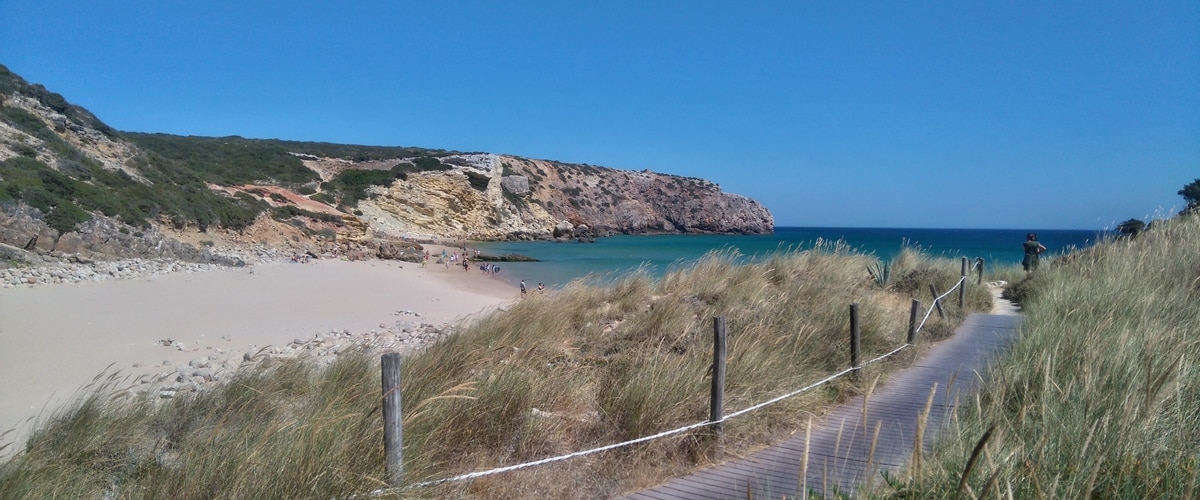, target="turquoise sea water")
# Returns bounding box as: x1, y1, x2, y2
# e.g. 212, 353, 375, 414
476, 227, 1108, 288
